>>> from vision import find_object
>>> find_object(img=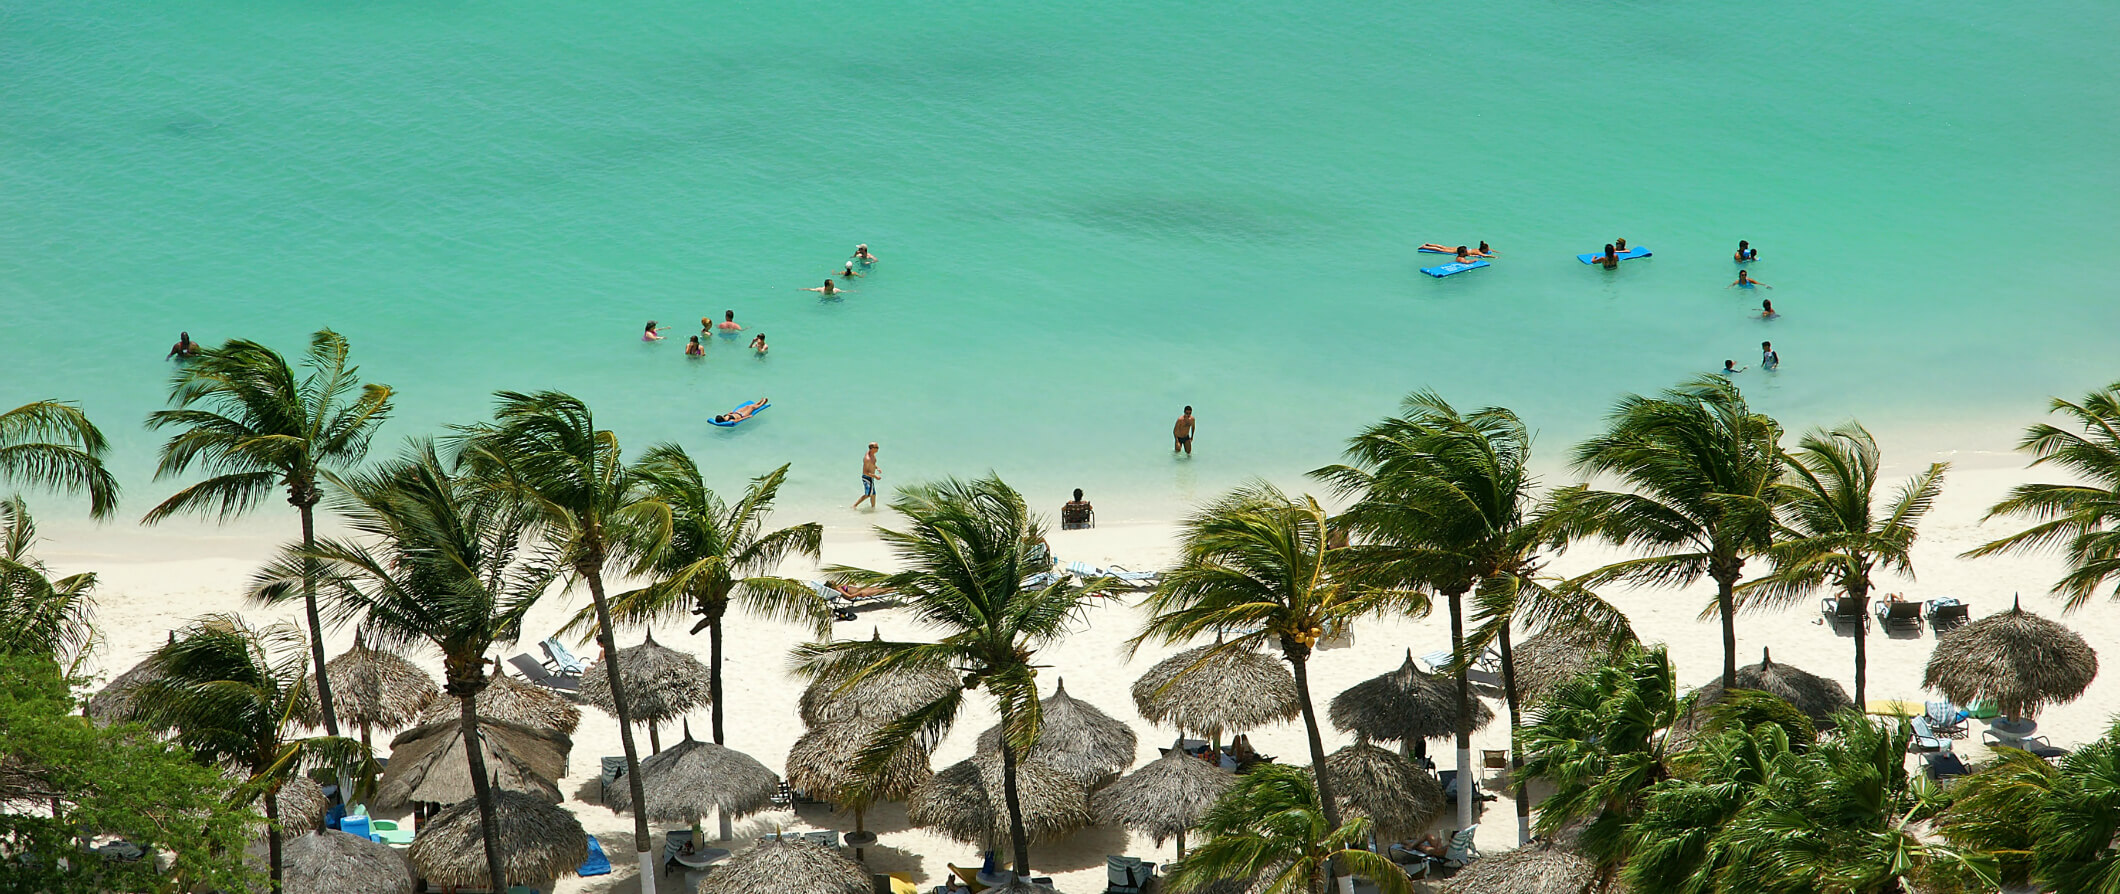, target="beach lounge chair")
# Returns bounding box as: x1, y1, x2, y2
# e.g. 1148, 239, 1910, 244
1406, 825, 1482, 878
1060, 501, 1095, 530
1926, 751, 1969, 781
370, 818, 414, 847
540, 637, 586, 677
1821, 595, 1867, 630
948, 863, 995, 892
600, 756, 626, 802
579, 834, 612, 876
661, 829, 693, 876
1989, 734, 2069, 760
340, 815, 372, 842
1925, 701, 1969, 739
1439, 770, 1496, 803
1106, 855, 1156, 894
506, 653, 579, 692
1066, 561, 1161, 590
1927, 597, 1970, 631
1907, 716, 1945, 752
804, 830, 843, 851
1873, 599, 1922, 631
1420, 646, 1503, 688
